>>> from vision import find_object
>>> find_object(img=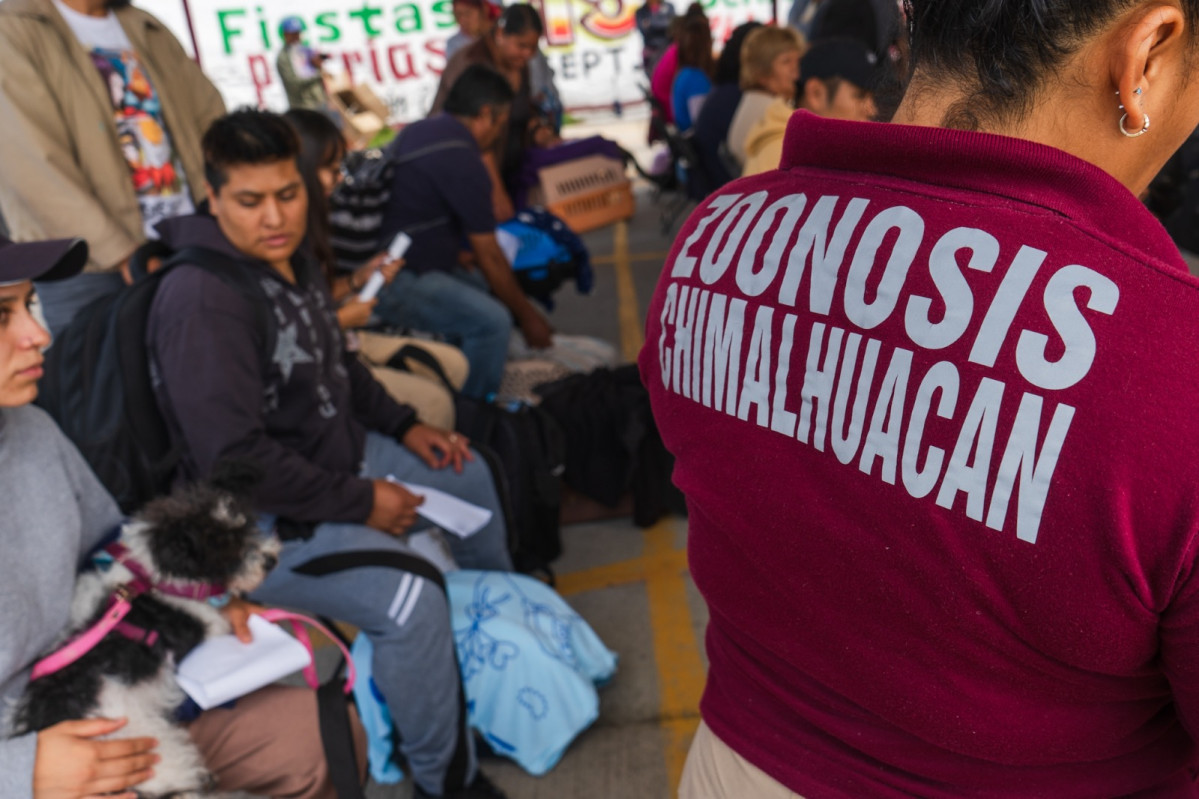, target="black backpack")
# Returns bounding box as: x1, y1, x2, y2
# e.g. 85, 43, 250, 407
535, 364, 687, 528
328, 132, 475, 271
35, 246, 273, 514
386, 345, 567, 579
